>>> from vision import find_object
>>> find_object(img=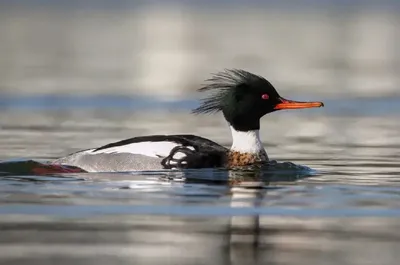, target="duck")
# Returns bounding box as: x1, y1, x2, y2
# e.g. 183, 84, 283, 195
52, 69, 324, 172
